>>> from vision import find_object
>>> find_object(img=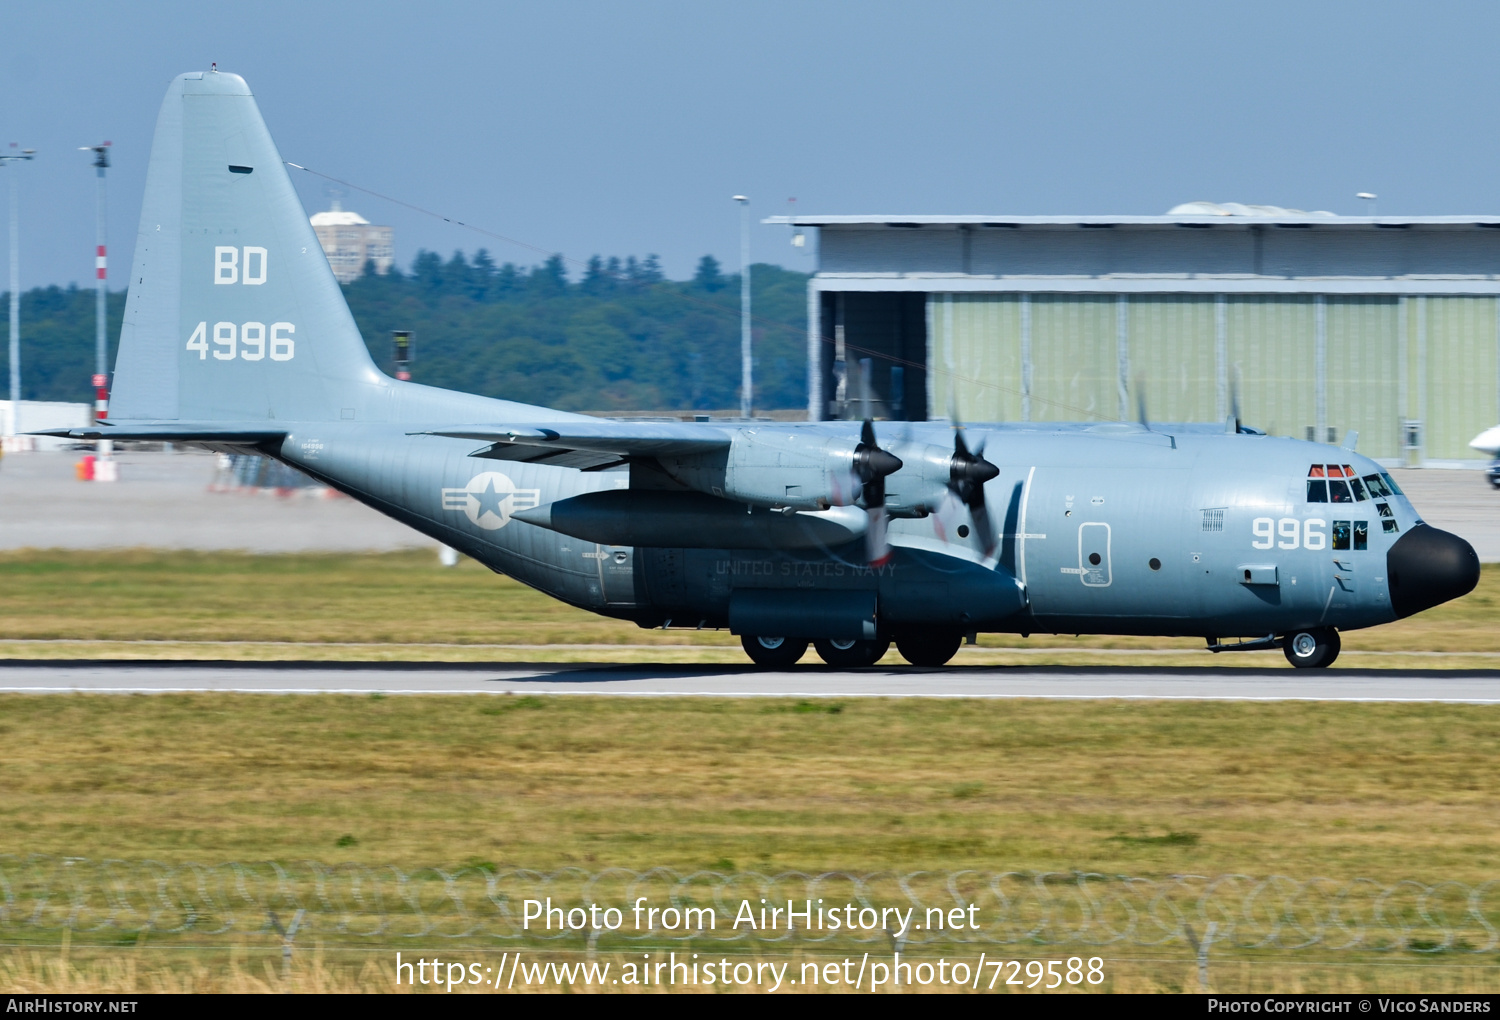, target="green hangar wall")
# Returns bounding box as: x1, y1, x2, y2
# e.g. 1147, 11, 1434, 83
781, 214, 1500, 465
